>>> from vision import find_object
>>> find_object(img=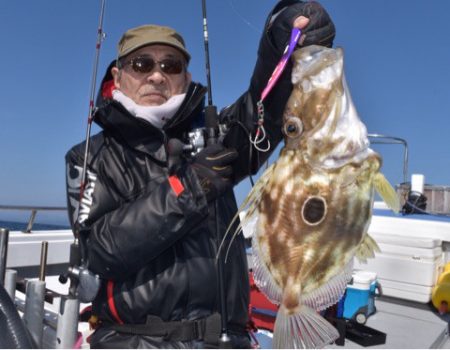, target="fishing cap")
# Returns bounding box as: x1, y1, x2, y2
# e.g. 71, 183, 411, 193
117, 24, 190, 62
